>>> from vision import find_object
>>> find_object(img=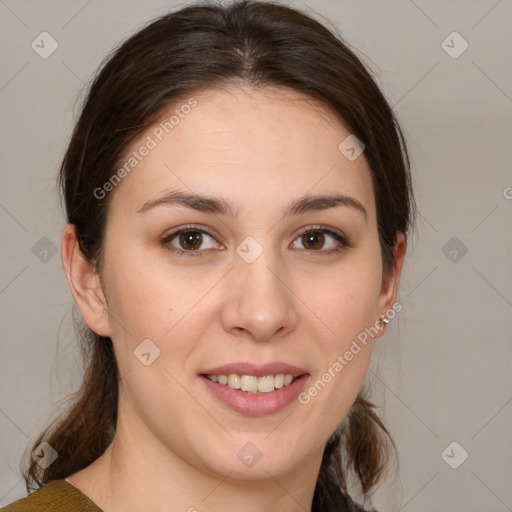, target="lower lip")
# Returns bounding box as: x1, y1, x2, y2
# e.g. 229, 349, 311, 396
200, 375, 310, 416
